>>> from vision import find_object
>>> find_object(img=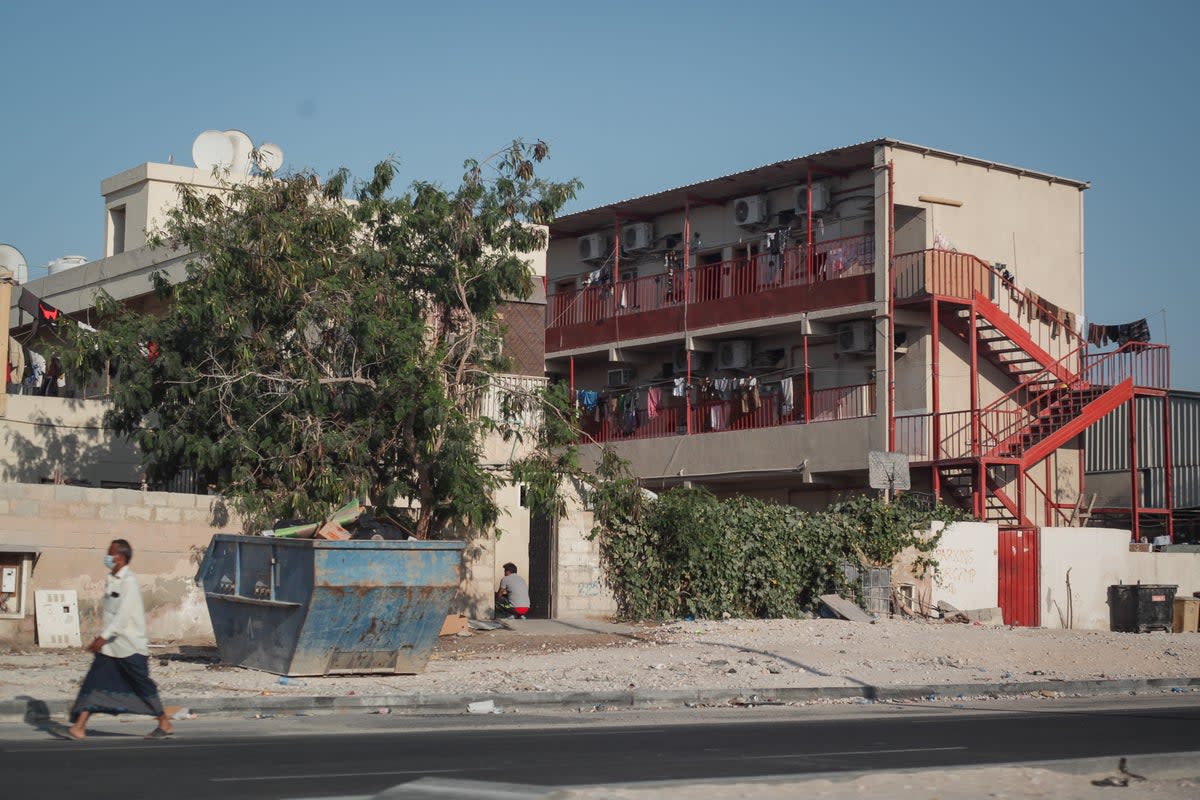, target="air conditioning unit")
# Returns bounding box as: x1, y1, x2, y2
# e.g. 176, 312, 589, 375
578, 233, 609, 263
794, 182, 831, 215
672, 348, 711, 374
732, 195, 768, 227
717, 340, 753, 370
621, 222, 655, 254
607, 367, 637, 388
837, 320, 875, 354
